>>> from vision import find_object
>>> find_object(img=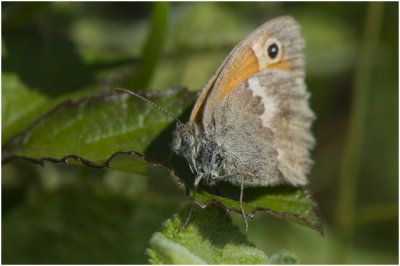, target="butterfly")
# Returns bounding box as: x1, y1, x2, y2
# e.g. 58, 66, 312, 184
172, 16, 315, 233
